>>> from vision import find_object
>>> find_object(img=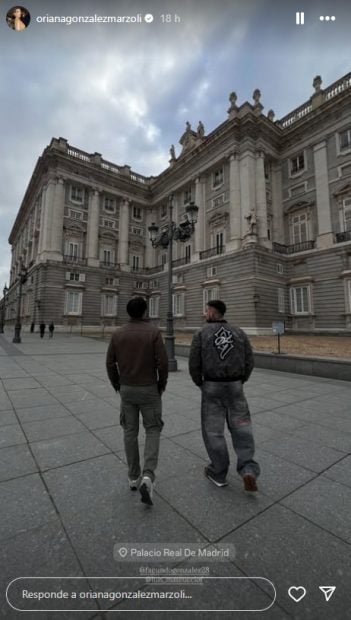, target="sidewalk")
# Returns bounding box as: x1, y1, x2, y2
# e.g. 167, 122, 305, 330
0, 331, 351, 620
